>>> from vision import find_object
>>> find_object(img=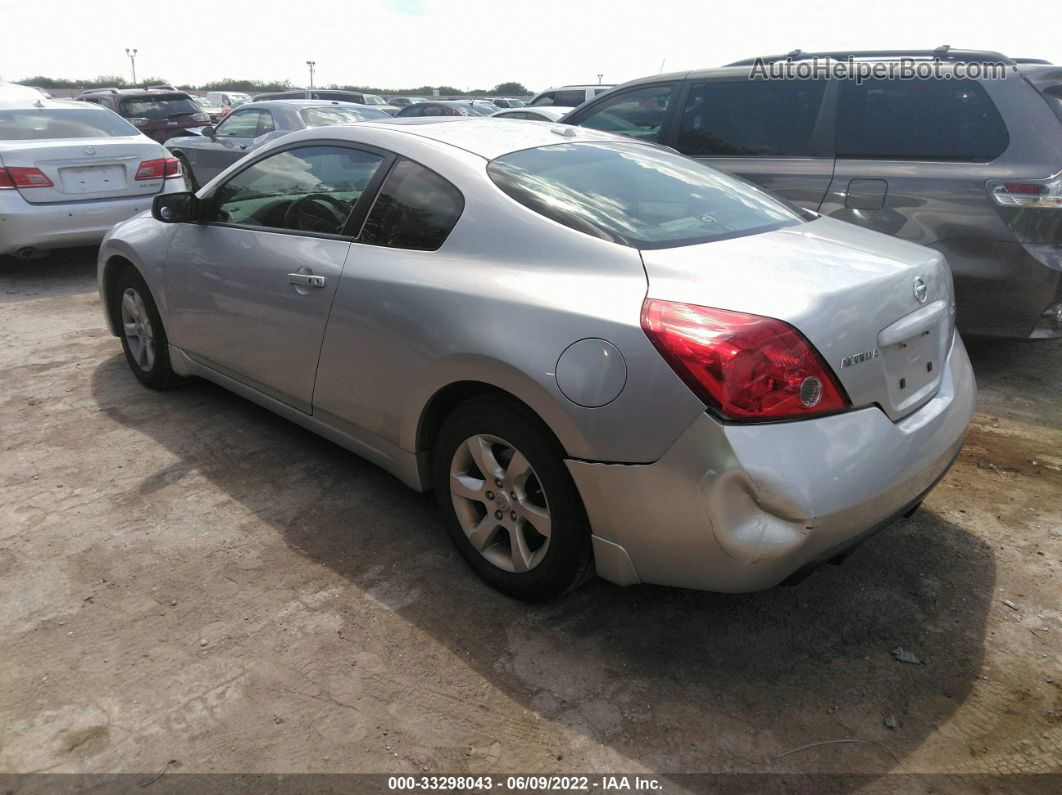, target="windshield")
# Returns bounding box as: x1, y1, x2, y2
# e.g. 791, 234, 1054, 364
362, 95, 387, 105
507, 99, 526, 107
487, 142, 803, 249
0, 108, 140, 140
118, 95, 200, 120
301, 106, 390, 126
